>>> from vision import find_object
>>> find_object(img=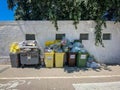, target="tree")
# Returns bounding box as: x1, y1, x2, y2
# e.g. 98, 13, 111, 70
7, 0, 120, 46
